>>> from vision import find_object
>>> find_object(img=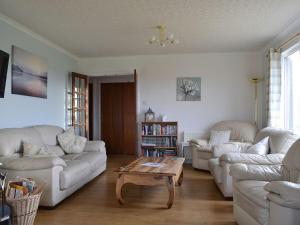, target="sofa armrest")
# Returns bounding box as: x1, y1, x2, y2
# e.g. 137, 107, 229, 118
189, 139, 208, 147
265, 181, 300, 209
221, 153, 284, 165
0, 156, 66, 171
212, 142, 253, 158
84, 140, 106, 153
230, 164, 283, 181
